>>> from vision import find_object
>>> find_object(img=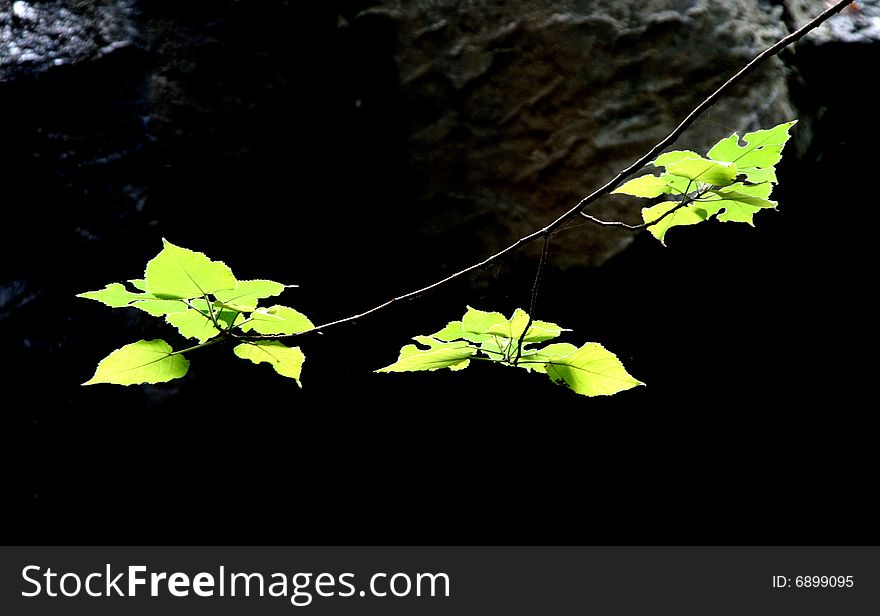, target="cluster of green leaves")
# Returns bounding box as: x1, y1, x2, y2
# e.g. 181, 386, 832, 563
77, 121, 797, 399
613, 120, 796, 244
377, 307, 643, 397
77, 240, 313, 386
